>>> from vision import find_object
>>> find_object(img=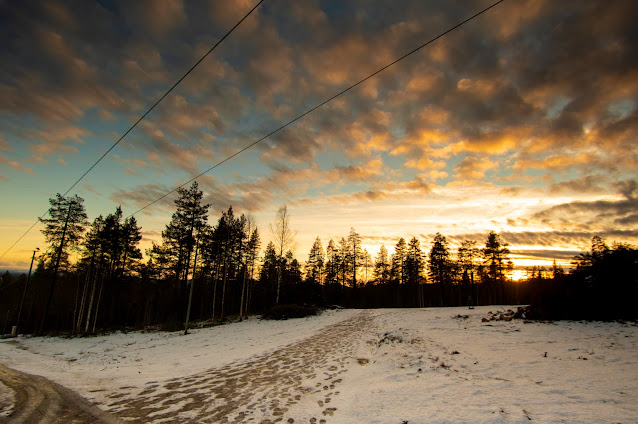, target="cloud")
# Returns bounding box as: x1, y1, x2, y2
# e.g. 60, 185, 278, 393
2, 0, 637, 265
419, 170, 449, 182
136, 121, 224, 175
547, 175, 609, 195
454, 156, 497, 180
138, 0, 186, 37
530, 182, 638, 230
0, 156, 35, 175
292, 175, 431, 208
97, 109, 117, 122
513, 152, 597, 172
260, 124, 322, 165
110, 183, 175, 214
25, 124, 91, 158
449, 230, 638, 250
509, 249, 582, 261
